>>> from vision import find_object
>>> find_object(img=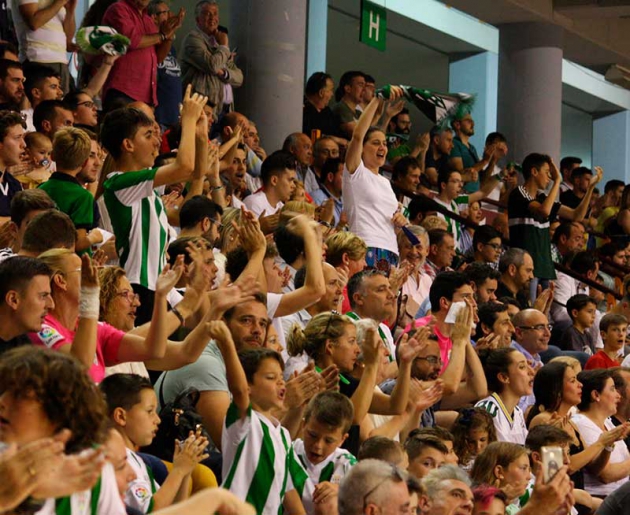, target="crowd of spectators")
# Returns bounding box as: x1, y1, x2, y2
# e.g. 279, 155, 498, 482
2, 1, 630, 514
